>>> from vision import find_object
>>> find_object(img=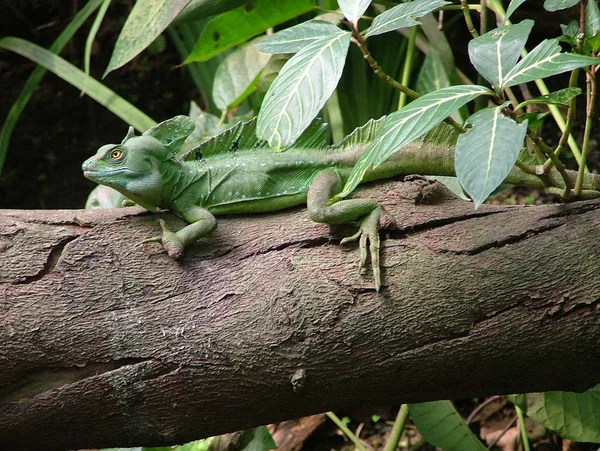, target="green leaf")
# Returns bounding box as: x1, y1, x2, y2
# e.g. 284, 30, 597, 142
409, 401, 488, 451
511, 384, 600, 443
256, 29, 351, 150
0, 0, 106, 174
338, 85, 493, 199
174, 0, 246, 24
184, 0, 317, 63
213, 43, 271, 112
502, 39, 600, 88
104, 0, 190, 77
237, 426, 277, 451
338, 0, 372, 24
415, 48, 451, 93
365, 0, 449, 38
254, 20, 341, 54
468, 20, 534, 90
585, 0, 600, 38
0, 37, 156, 133
544, 0, 579, 12
84, 0, 111, 87
517, 87, 581, 108
455, 105, 528, 207
505, 0, 528, 21
426, 176, 471, 201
